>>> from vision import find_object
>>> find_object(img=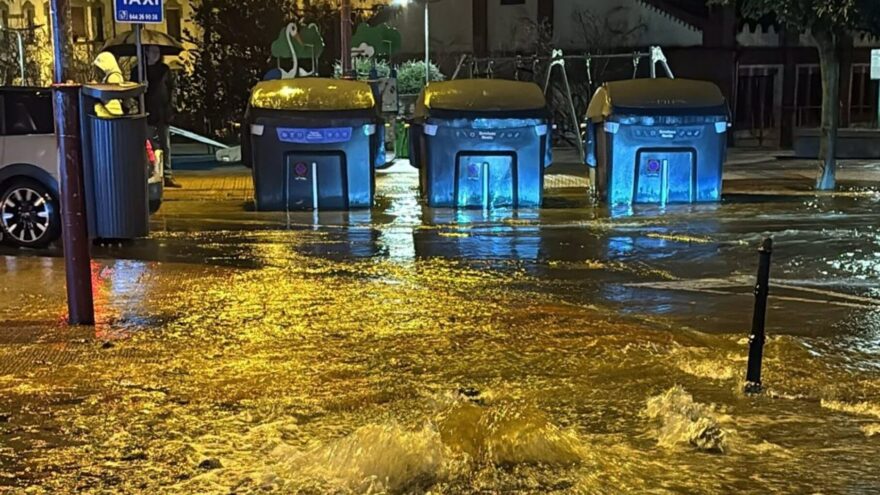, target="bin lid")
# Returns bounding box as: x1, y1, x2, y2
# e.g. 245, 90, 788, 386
415, 79, 546, 118
249, 78, 375, 112
586, 78, 726, 121
83, 83, 145, 100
